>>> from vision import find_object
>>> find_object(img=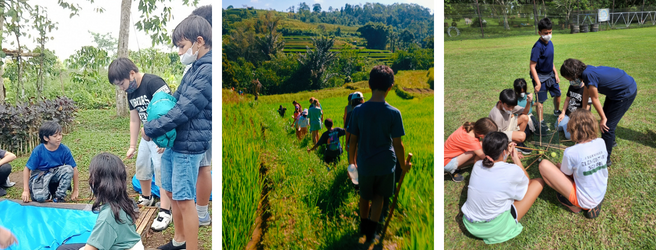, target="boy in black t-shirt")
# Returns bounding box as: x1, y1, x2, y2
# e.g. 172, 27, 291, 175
307, 118, 346, 165
557, 81, 592, 140
107, 58, 174, 231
